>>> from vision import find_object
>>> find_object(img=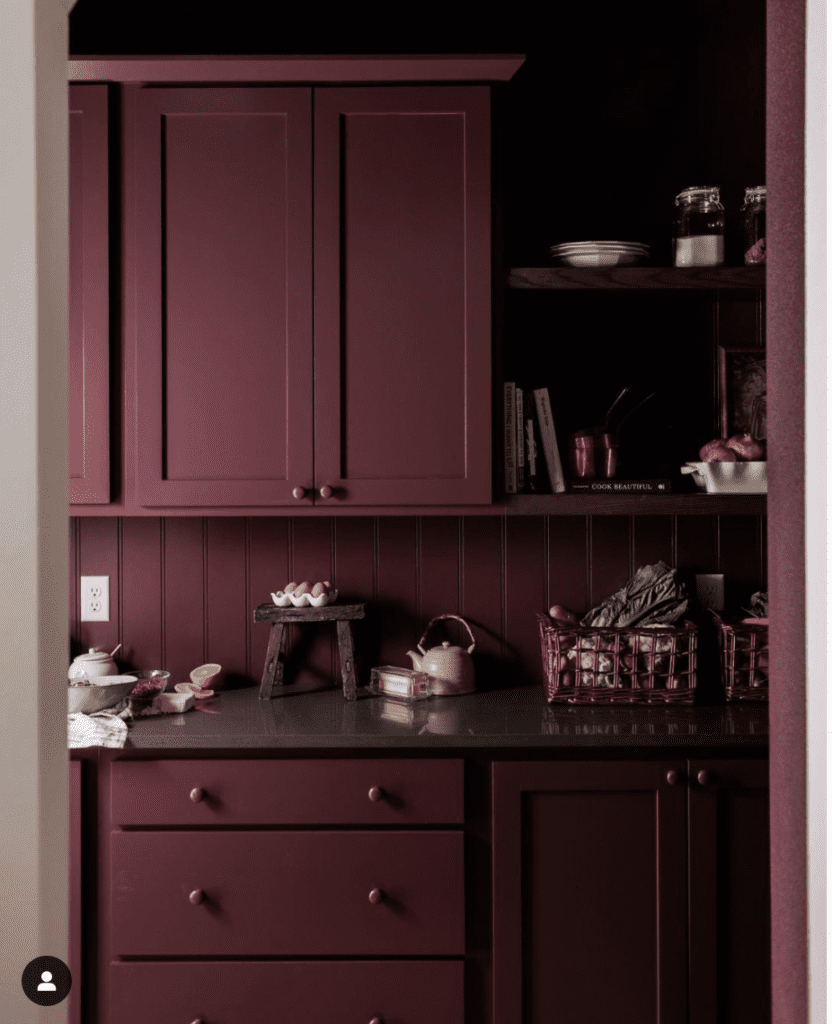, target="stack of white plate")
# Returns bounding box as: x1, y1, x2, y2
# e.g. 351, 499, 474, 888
549, 241, 650, 267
